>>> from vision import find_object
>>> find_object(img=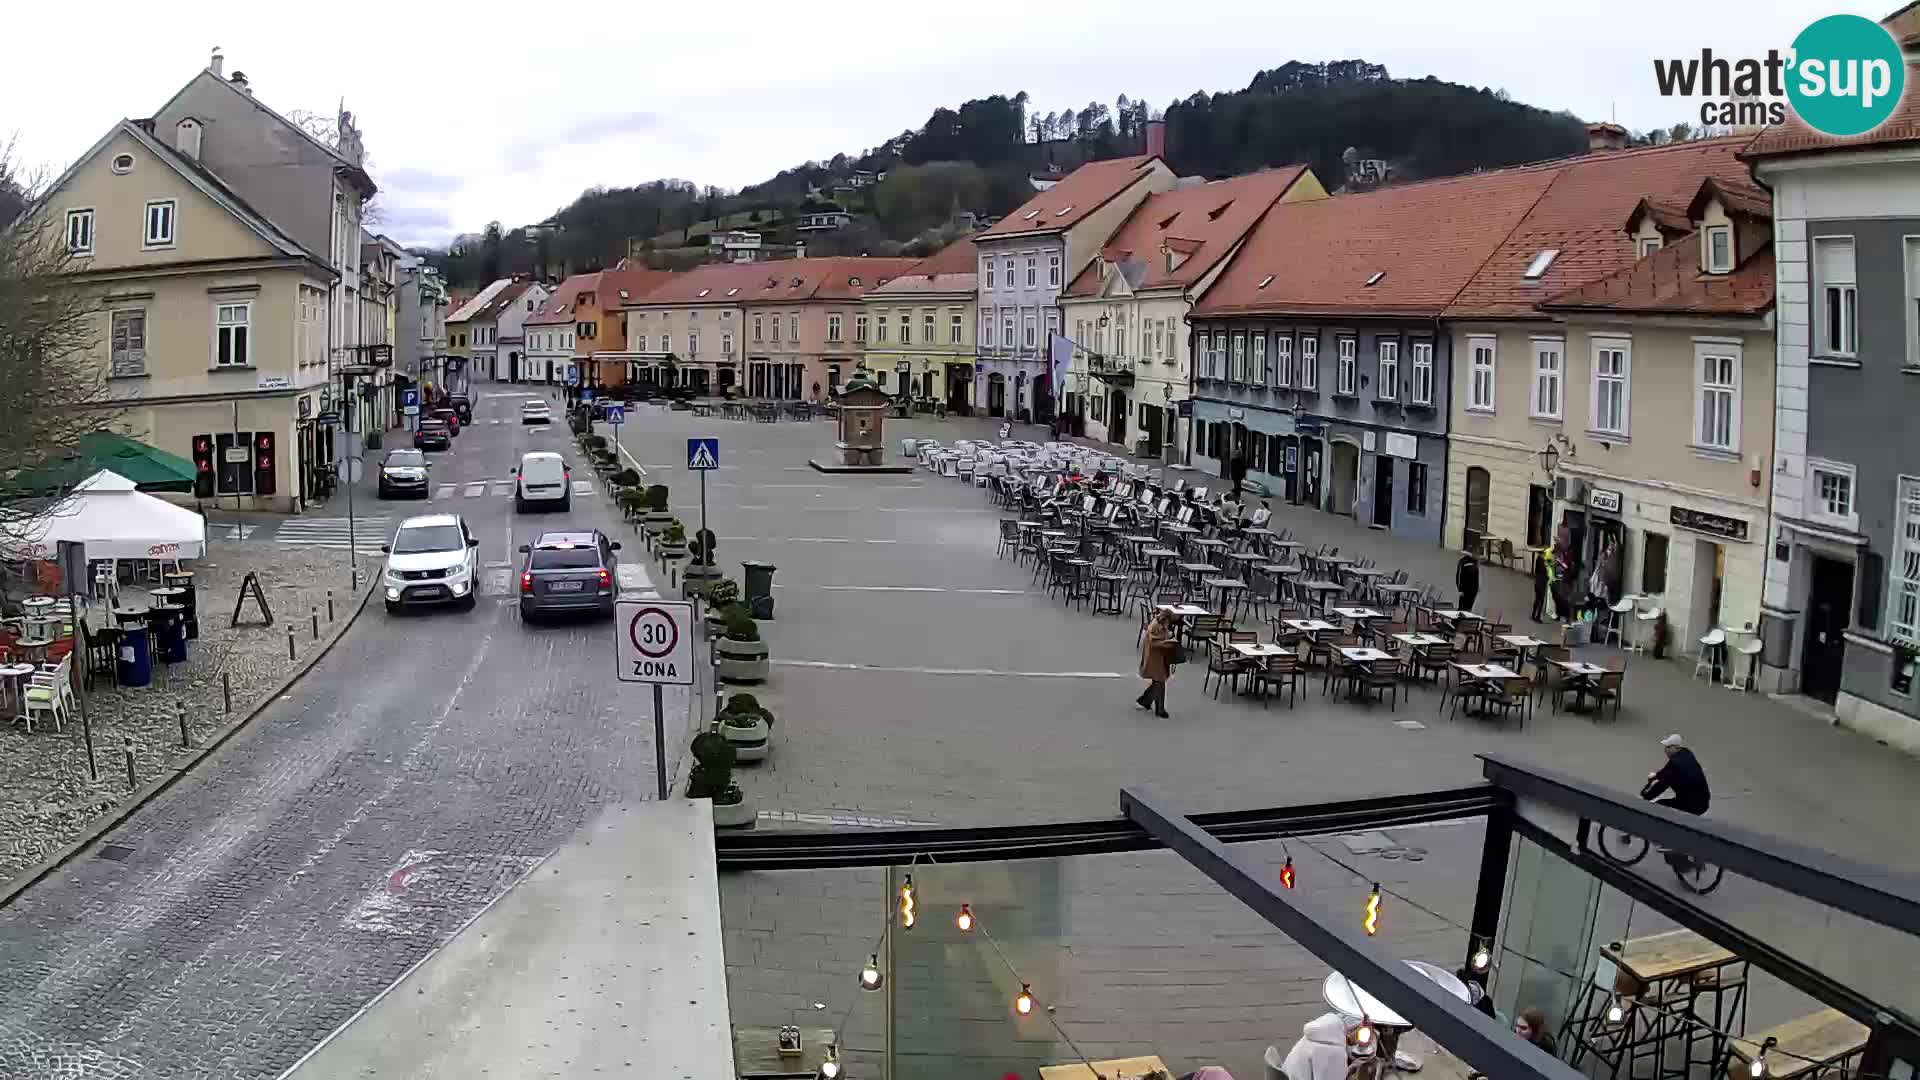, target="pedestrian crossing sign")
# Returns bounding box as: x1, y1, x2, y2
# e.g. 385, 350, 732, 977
687, 438, 720, 470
